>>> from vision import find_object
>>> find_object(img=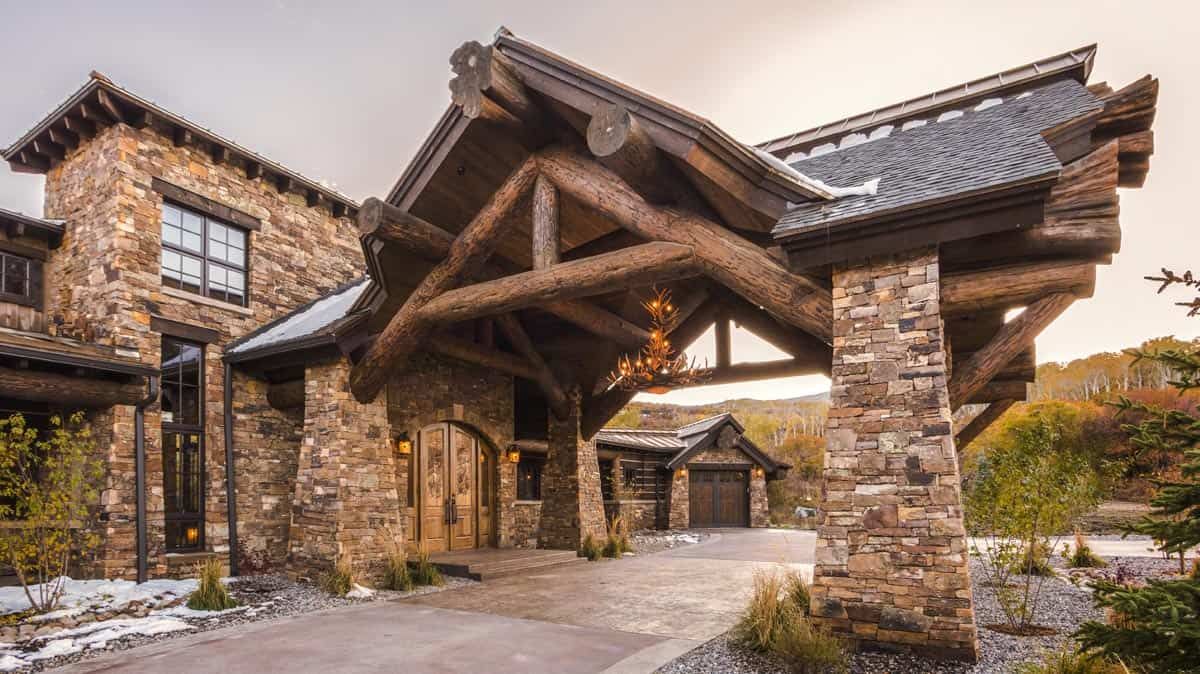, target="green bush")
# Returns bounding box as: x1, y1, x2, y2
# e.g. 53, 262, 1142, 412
732, 569, 847, 674
187, 557, 237, 611
321, 556, 354, 597
412, 545, 444, 587
1015, 646, 1128, 674
579, 534, 602, 561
